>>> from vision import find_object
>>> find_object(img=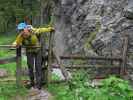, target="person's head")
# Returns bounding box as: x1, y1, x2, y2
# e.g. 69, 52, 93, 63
17, 23, 31, 38
21, 28, 31, 38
